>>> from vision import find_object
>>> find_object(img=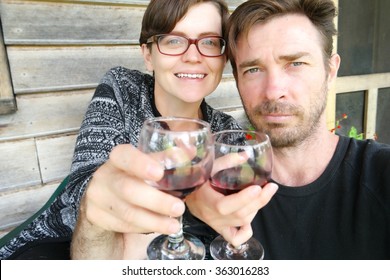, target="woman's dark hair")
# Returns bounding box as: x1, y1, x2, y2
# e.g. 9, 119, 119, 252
139, 0, 229, 46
